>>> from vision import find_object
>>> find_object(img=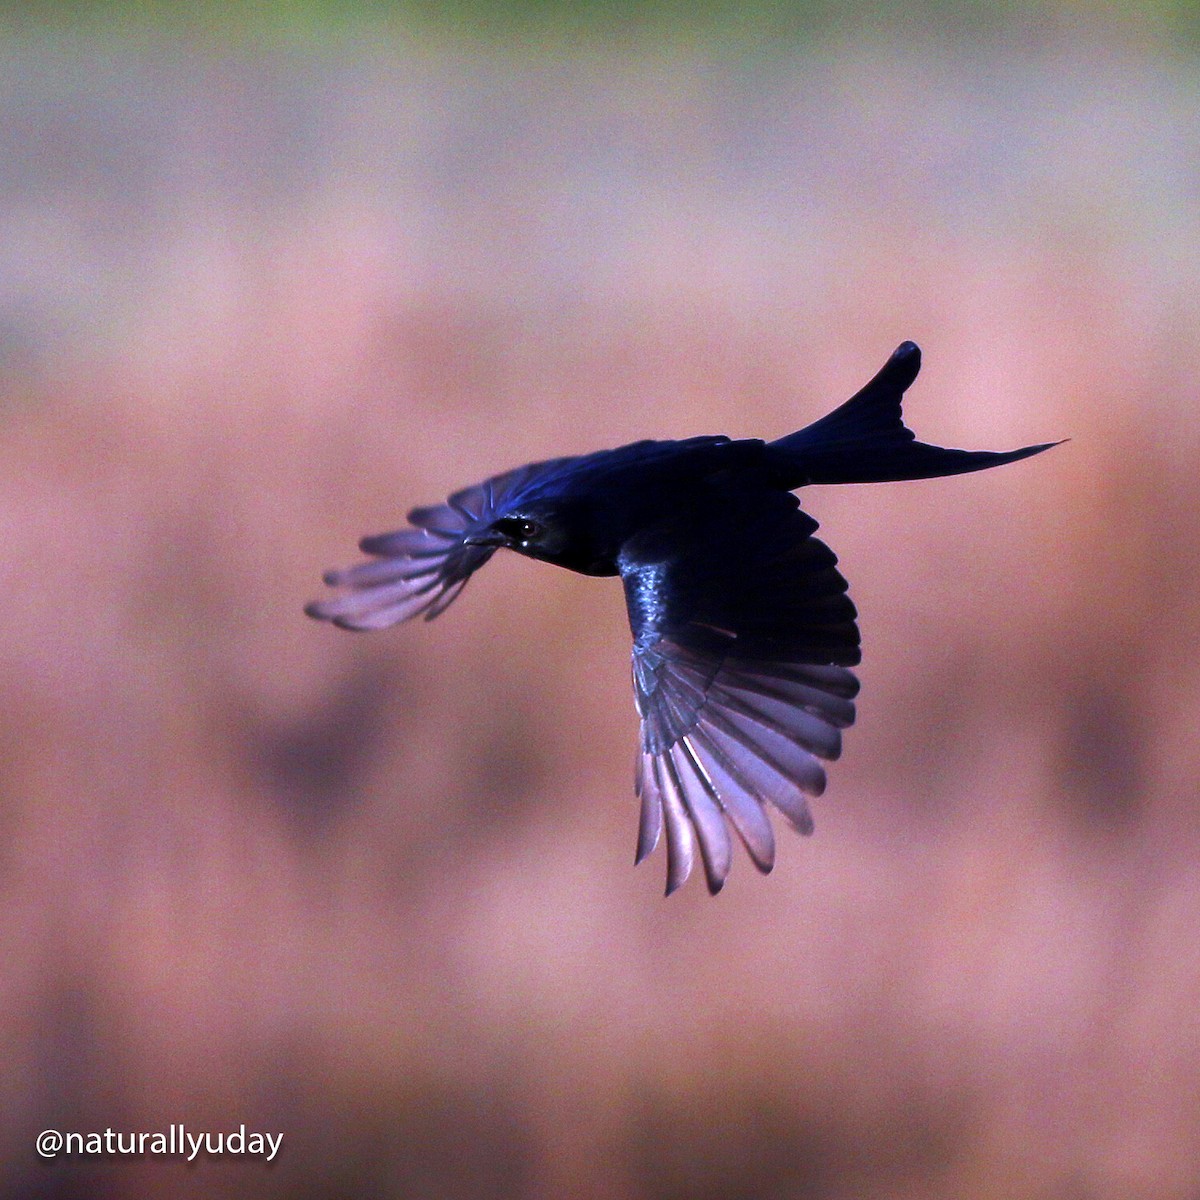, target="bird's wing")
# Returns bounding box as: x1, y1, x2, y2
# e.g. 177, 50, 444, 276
306, 457, 577, 630
620, 488, 860, 895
